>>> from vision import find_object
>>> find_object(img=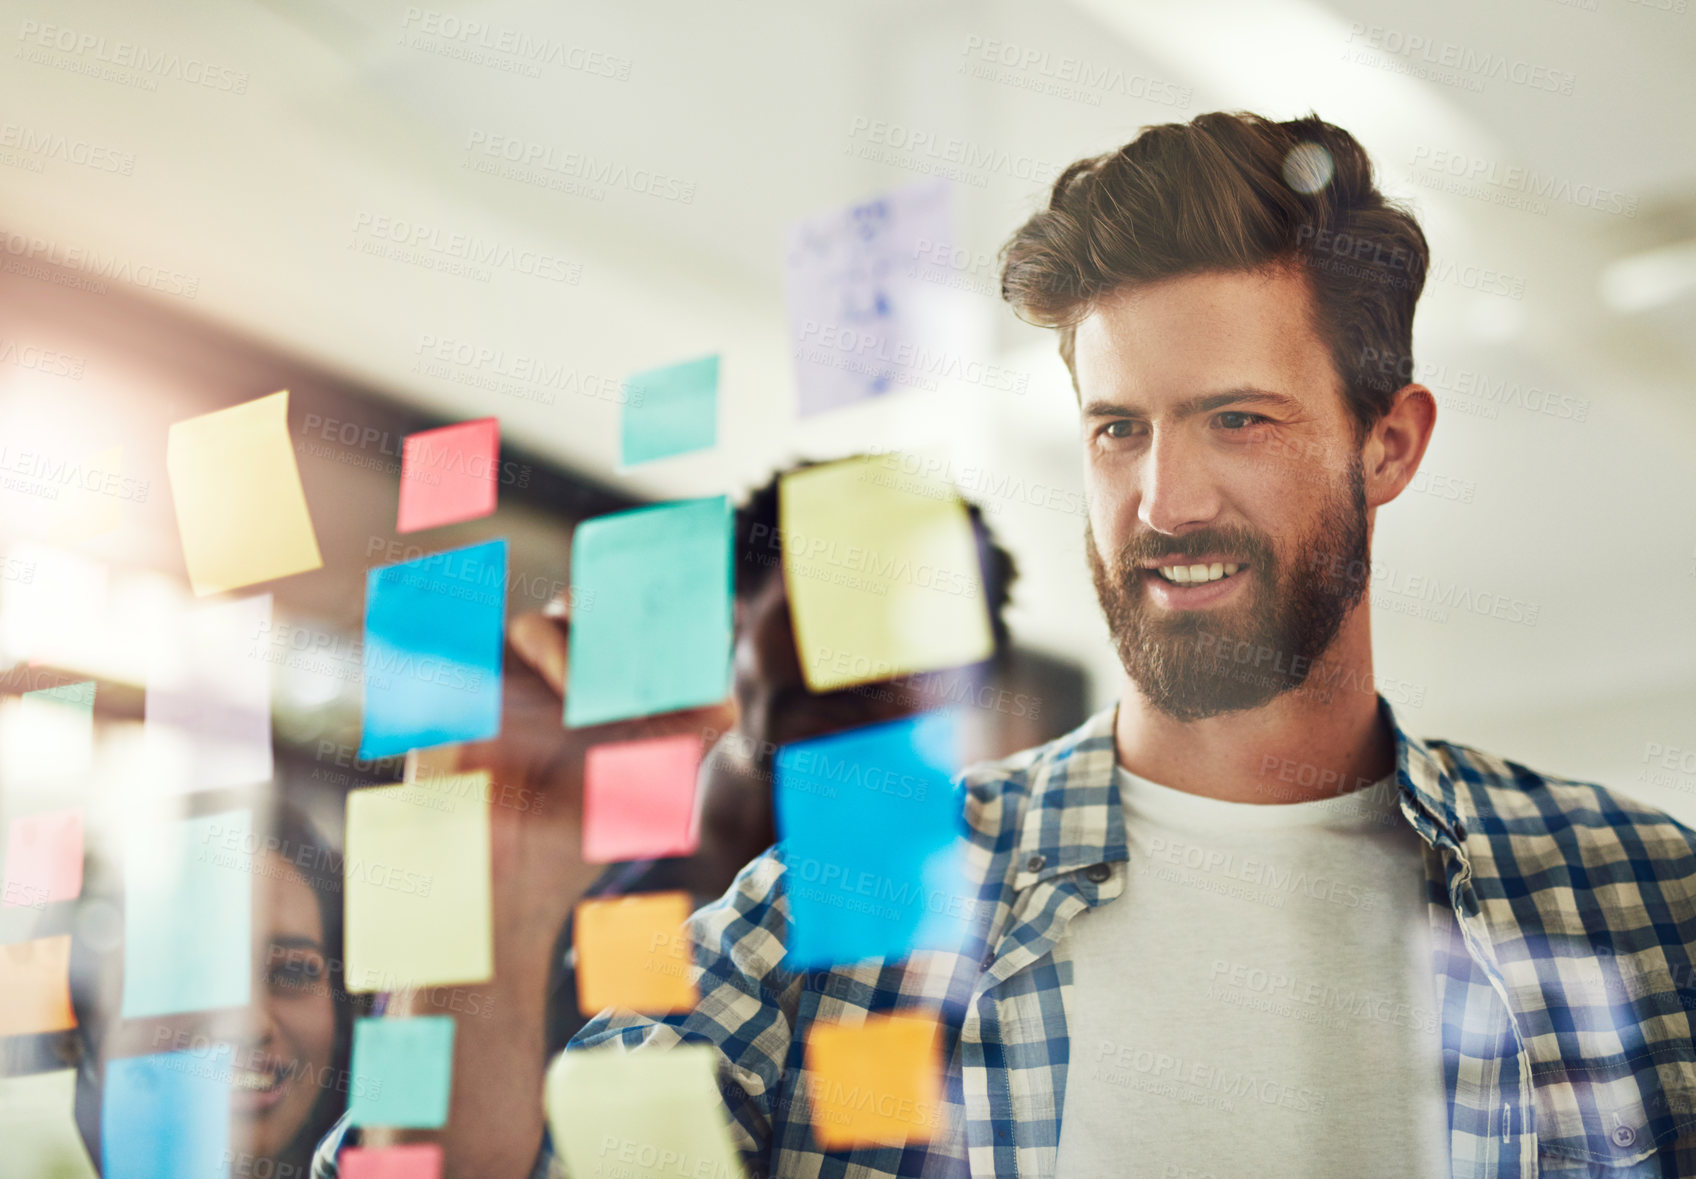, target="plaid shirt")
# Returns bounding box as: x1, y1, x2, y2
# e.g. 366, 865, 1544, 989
321, 694, 1696, 1177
